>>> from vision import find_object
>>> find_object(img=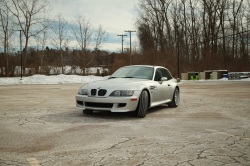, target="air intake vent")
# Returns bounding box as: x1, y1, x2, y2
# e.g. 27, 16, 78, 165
77, 101, 84, 105
91, 89, 97, 96
118, 103, 126, 107
98, 89, 107, 96
85, 102, 113, 108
